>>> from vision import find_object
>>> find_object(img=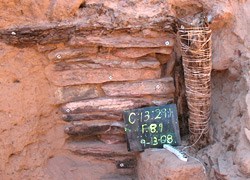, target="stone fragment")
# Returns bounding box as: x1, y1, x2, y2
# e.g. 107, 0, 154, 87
61, 97, 153, 114
69, 34, 174, 48
36, 44, 57, 53
164, 56, 175, 75
115, 157, 137, 169
138, 149, 207, 180
113, 47, 173, 59
98, 134, 126, 144
217, 151, 234, 177
151, 97, 174, 106
213, 168, 228, 180
64, 120, 125, 136
236, 149, 250, 176
45, 64, 161, 86
54, 85, 100, 104
102, 77, 175, 97
142, 29, 161, 38
244, 128, 250, 143
48, 47, 98, 61
62, 113, 122, 122
136, 59, 160, 69
156, 53, 171, 64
